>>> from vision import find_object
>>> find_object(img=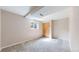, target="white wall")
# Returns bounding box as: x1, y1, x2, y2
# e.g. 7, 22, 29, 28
0, 10, 1, 51
52, 18, 69, 40
1, 10, 43, 49
69, 7, 79, 51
